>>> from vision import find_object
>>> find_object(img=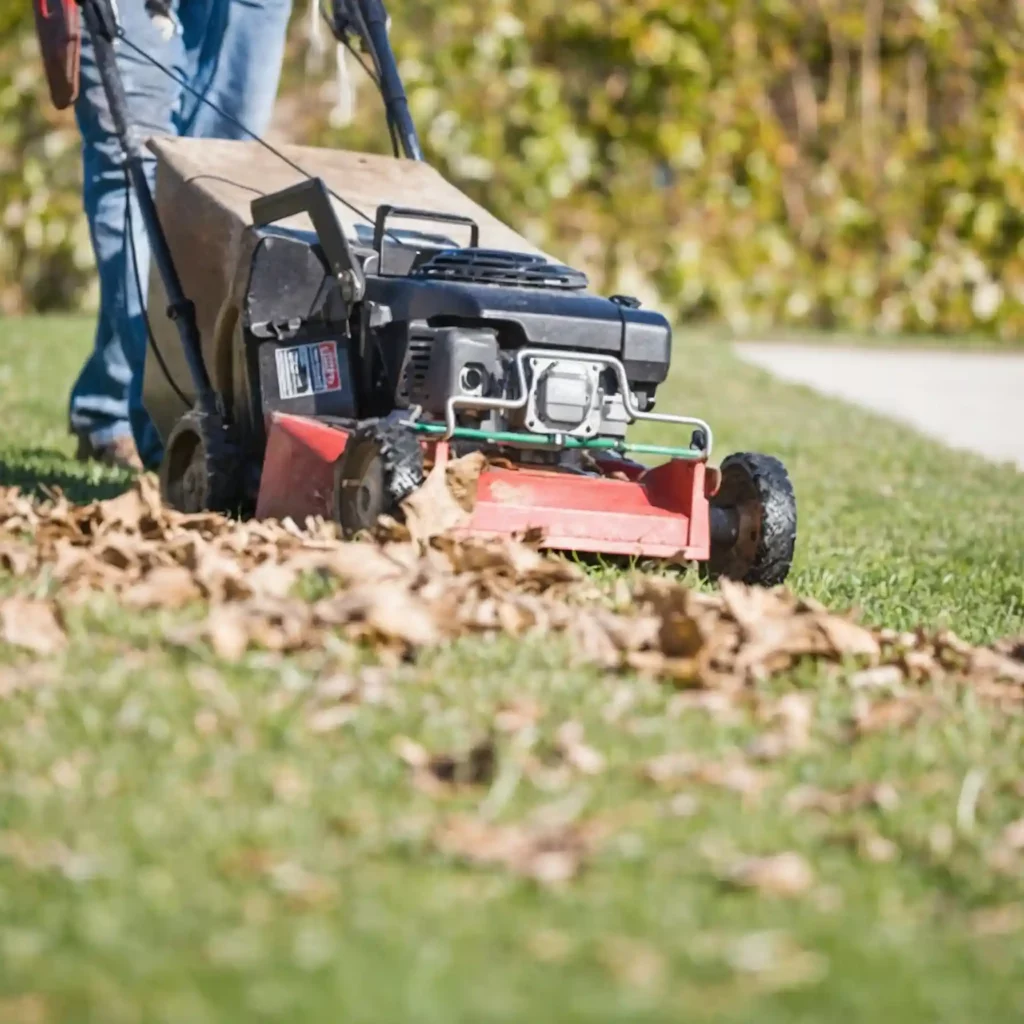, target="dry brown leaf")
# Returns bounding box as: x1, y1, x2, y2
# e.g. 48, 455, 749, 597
97, 487, 148, 530
315, 542, 411, 585
445, 451, 488, 511
853, 697, 922, 736
970, 647, 1024, 686
659, 606, 705, 660
307, 705, 359, 733
783, 786, 842, 815
0, 597, 66, 655
1001, 819, 1024, 850
326, 581, 443, 648
695, 761, 771, 801
666, 793, 700, 817
993, 637, 1024, 664
313, 673, 360, 702
642, 752, 699, 785
971, 903, 1024, 937
0, 542, 36, 577
205, 607, 251, 662
0, 662, 60, 700
854, 829, 899, 863
0, 994, 48, 1024
901, 647, 943, 681
554, 721, 606, 775
122, 565, 201, 610
401, 461, 471, 542
725, 932, 829, 990
725, 852, 815, 897
929, 824, 955, 859
392, 735, 430, 769
193, 546, 249, 601
598, 937, 666, 991
434, 813, 601, 886
0, 476, 1018, 708
785, 782, 899, 817
566, 612, 628, 669
750, 692, 813, 760
746, 732, 794, 762
394, 735, 497, 791
818, 616, 881, 659
493, 698, 544, 734
268, 861, 337, 909
866, 782, 901, 812
849, 665, 905, 690
643, 753, 768, 802
668, 690, 743, 723
247, 561, 301, 599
